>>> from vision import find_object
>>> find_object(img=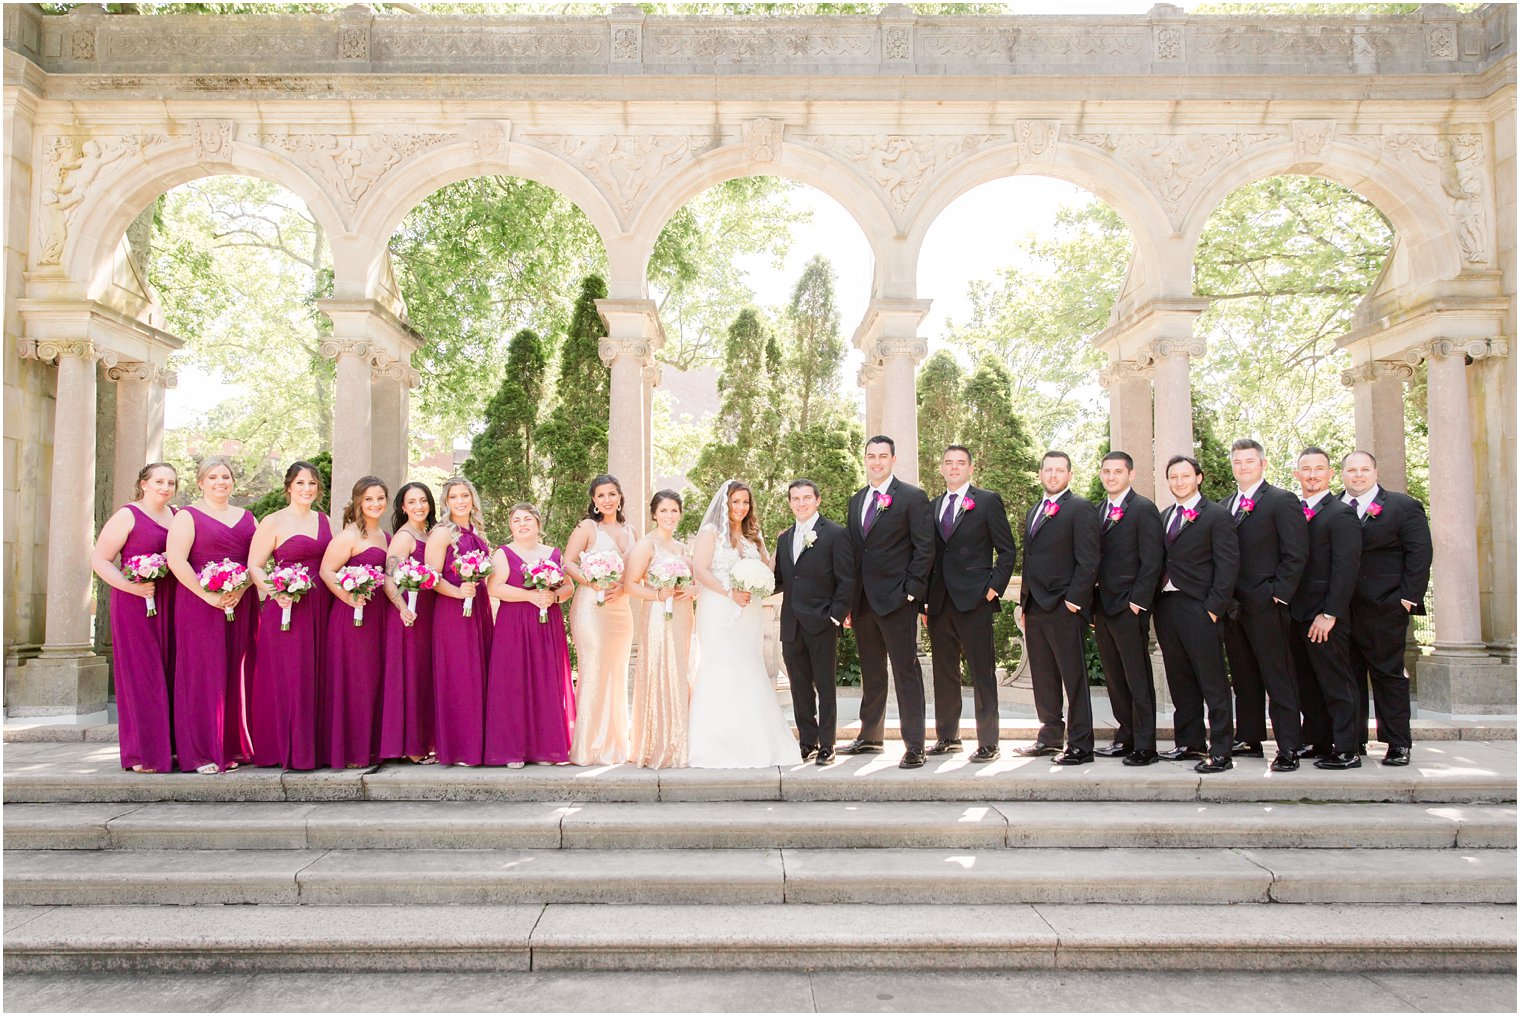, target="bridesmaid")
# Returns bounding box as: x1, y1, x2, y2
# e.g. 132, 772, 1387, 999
426, 476, 492, 767
624, 490, 697, 769
564, 473, 635, 766
483, 502, 576, 767
319, 476, 390, 769
380, 481, 437, 765
90, 462, 179, 773
166, 456, 256, 774
246, 461, 330, 770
